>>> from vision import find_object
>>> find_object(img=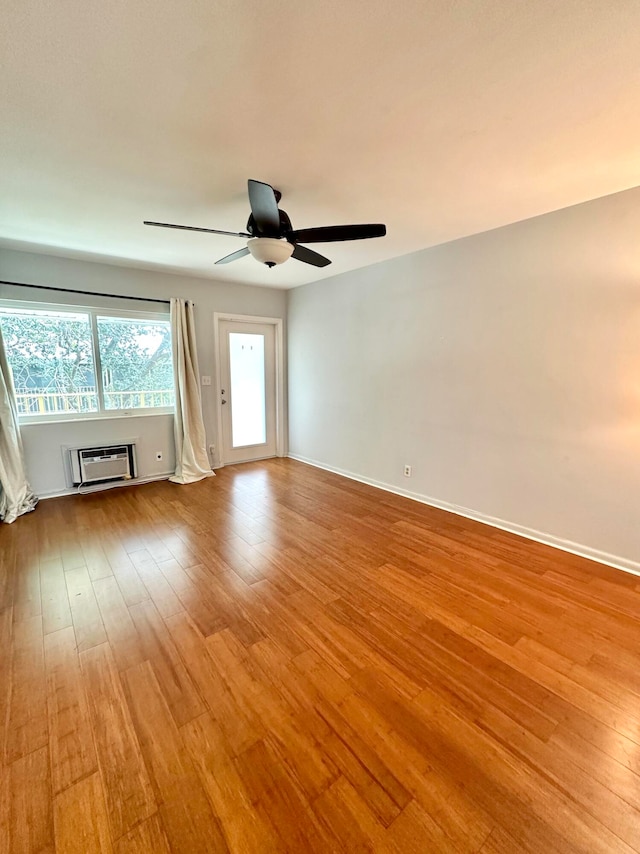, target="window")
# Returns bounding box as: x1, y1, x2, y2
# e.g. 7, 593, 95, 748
96, 316, 173, 411
0, 307, 98, 416
0, 302, 174, 421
